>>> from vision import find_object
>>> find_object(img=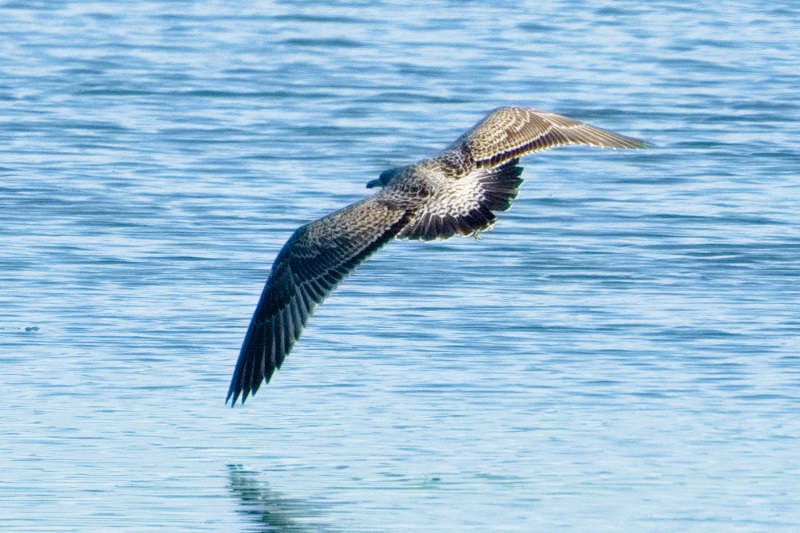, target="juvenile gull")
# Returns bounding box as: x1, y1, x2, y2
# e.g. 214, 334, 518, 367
227, 107, 647, 405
